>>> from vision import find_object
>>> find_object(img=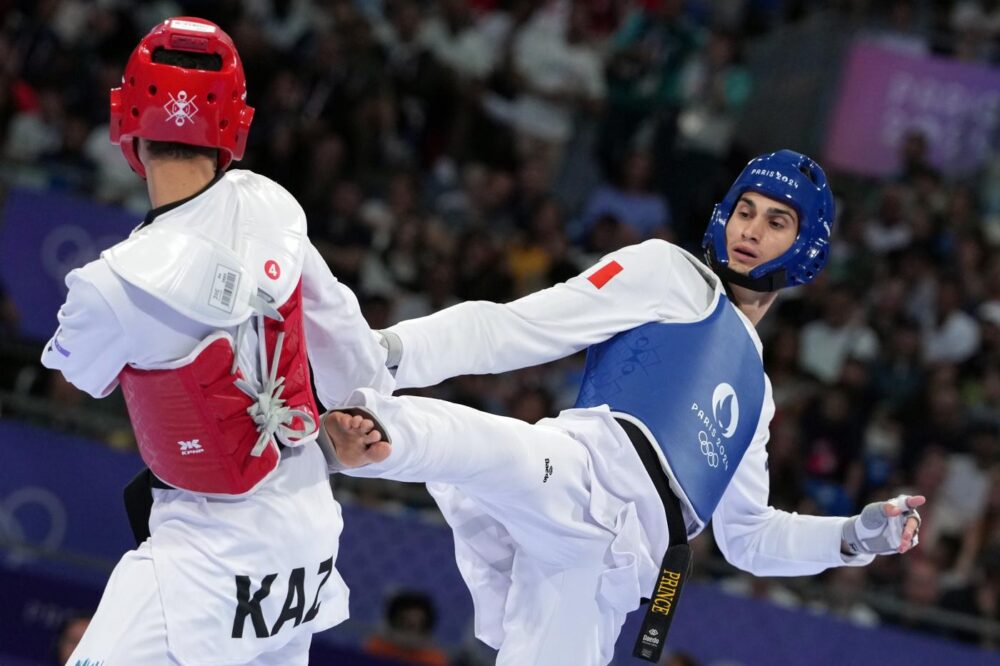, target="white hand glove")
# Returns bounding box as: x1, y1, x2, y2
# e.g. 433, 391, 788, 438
842, 494, 923, 555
